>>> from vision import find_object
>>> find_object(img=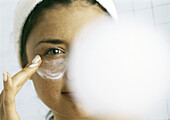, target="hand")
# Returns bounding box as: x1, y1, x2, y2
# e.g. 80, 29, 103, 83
0, 55, 42, 120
